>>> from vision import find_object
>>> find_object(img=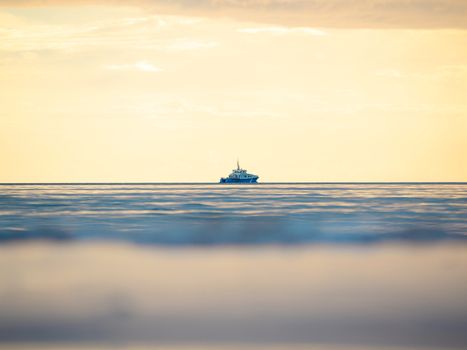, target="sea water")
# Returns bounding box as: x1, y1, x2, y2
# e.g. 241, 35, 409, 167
0, 183, 466, 350
0, 183, 466, 244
